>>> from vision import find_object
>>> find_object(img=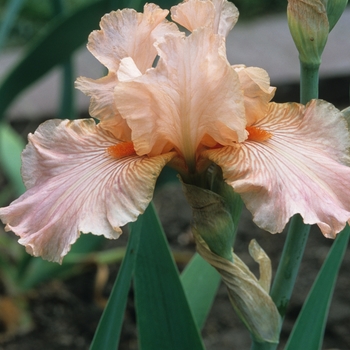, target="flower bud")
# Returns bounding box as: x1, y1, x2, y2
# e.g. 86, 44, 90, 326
196, 234, 281, 343
182, 181, 235, 262
287, 0, 329, 65
182, 181, 281, 343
